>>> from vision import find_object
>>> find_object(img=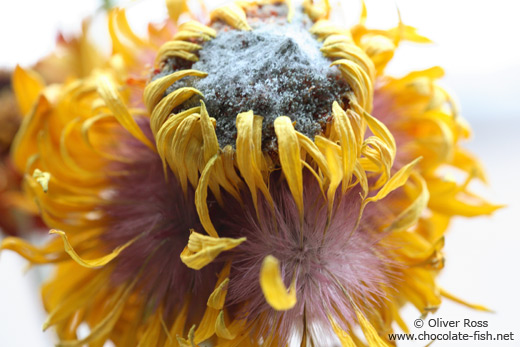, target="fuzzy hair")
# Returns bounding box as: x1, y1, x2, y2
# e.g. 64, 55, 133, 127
220, 172, 398, 345
101, 121, 223, 320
